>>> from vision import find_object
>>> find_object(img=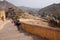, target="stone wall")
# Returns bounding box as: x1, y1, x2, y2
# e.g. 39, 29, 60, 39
21, 22, 60, 40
